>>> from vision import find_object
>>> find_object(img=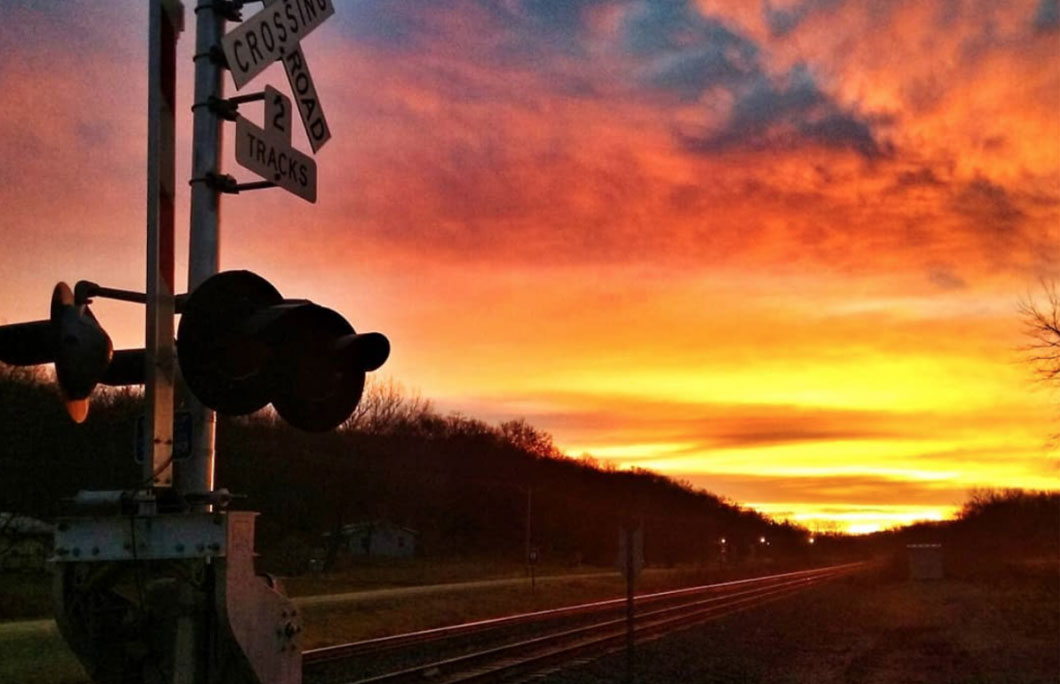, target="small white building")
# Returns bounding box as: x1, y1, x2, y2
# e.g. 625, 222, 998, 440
340, 520, 418, 558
